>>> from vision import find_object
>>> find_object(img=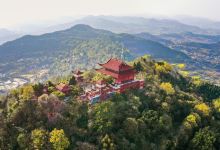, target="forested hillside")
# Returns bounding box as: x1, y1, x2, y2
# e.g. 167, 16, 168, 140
136, 32, 220, 85
0, 24, 189, 93
1, 56, 220, 150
